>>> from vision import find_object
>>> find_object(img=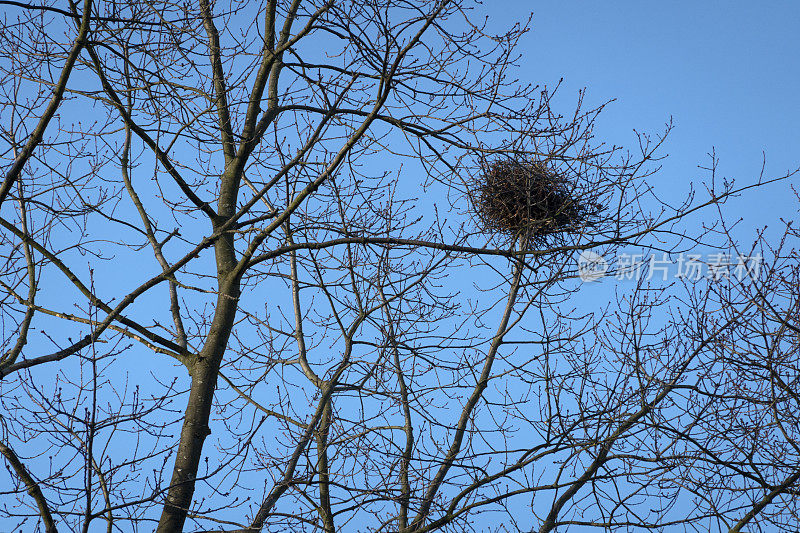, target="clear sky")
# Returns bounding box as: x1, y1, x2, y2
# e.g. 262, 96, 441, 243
497, 2, 799, 231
